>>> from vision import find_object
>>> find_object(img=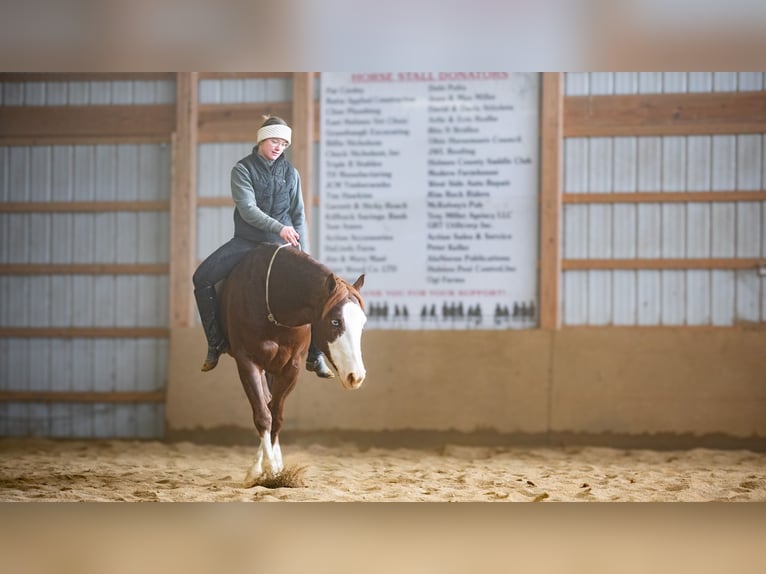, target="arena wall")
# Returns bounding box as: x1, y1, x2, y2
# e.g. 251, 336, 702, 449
166, 326, 766, 449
